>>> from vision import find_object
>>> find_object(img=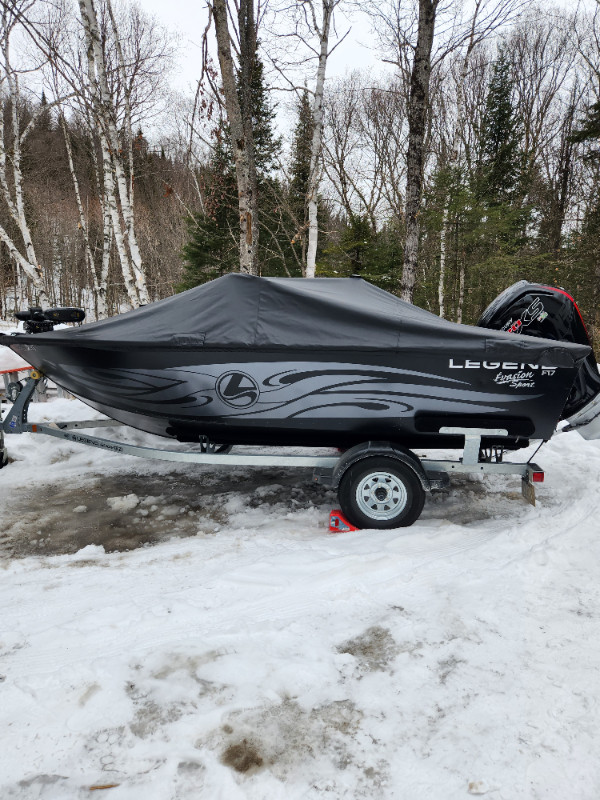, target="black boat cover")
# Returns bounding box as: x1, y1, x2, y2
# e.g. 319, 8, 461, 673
24, 274, 590, 364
